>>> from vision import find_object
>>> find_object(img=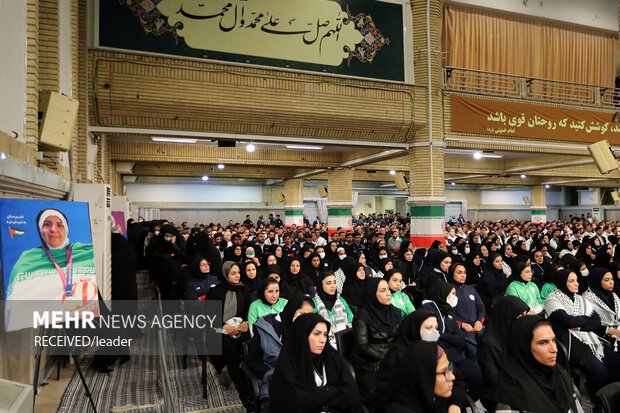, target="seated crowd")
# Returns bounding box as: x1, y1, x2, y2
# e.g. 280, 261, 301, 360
121, 212, 620, 412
